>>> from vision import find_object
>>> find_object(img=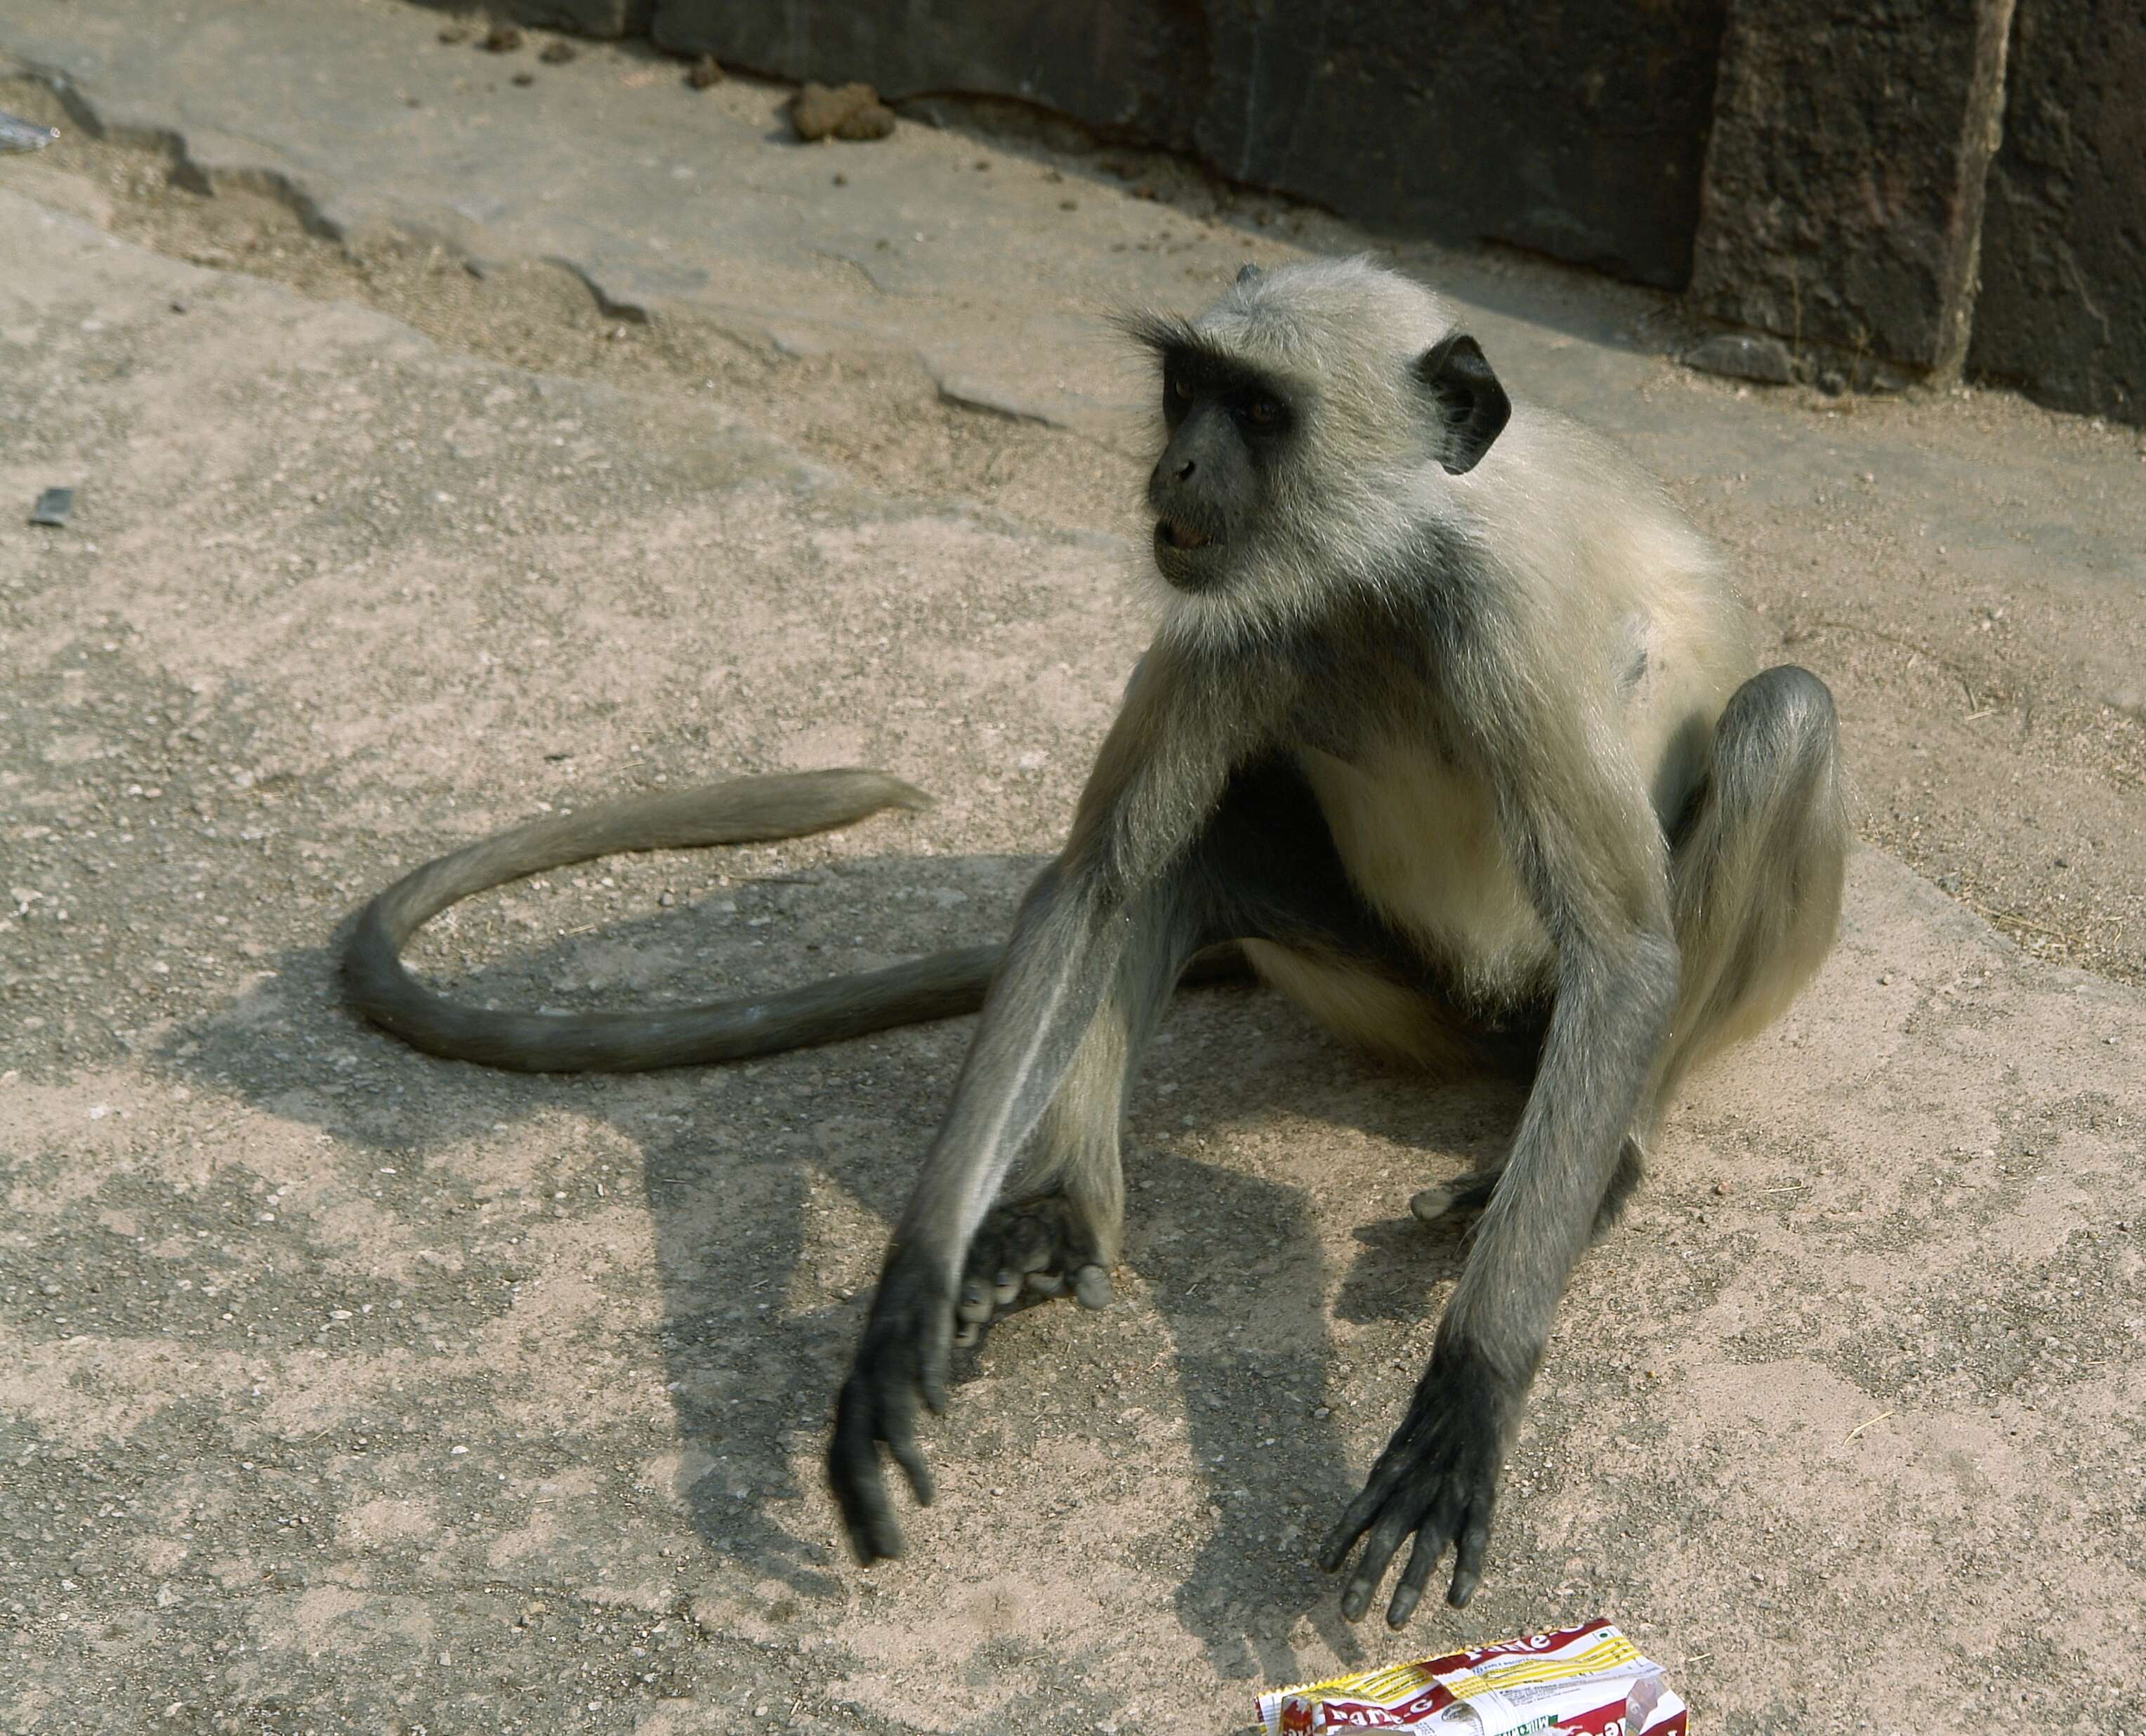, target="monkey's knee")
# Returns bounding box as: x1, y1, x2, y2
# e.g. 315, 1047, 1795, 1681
1713, 665, 1841, 807
1668, 664, 1847, 1079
